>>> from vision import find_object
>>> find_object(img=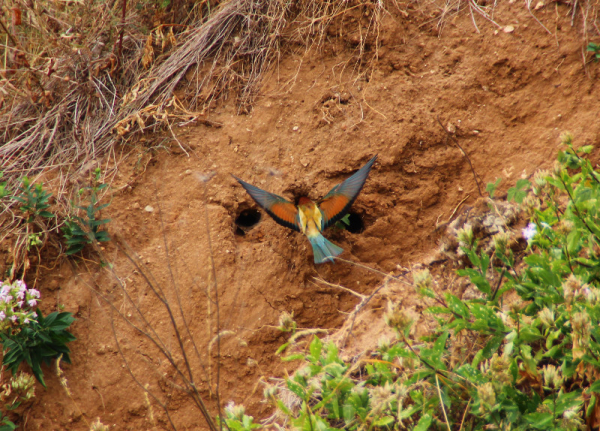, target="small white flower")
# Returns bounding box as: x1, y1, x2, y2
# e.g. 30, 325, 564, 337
0, 311, 5, 321
16, 291, 25, 300
522, 223, 537, 242
23, 318, 30, 324
9, 315, 17, 322
28, 299, 37, 307
32, 312, 37, 318
17, 301, 23, 308
29, 289, 40, 299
